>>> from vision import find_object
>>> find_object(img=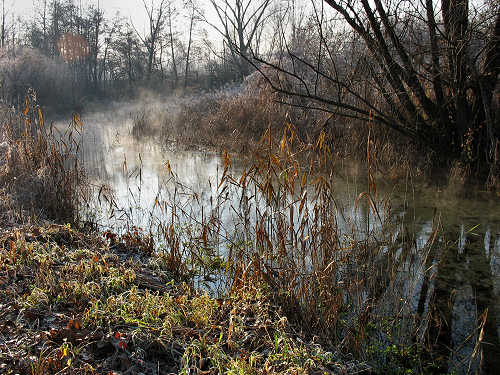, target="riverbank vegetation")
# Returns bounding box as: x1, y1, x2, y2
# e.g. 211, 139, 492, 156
1, 0, 498, 187
0, 104, 396, 373
0, 95, 84, 227
131, 77, 423, 181
1, 224, 366, 374
1, 0, 500, 373
2, 100, 498, 373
